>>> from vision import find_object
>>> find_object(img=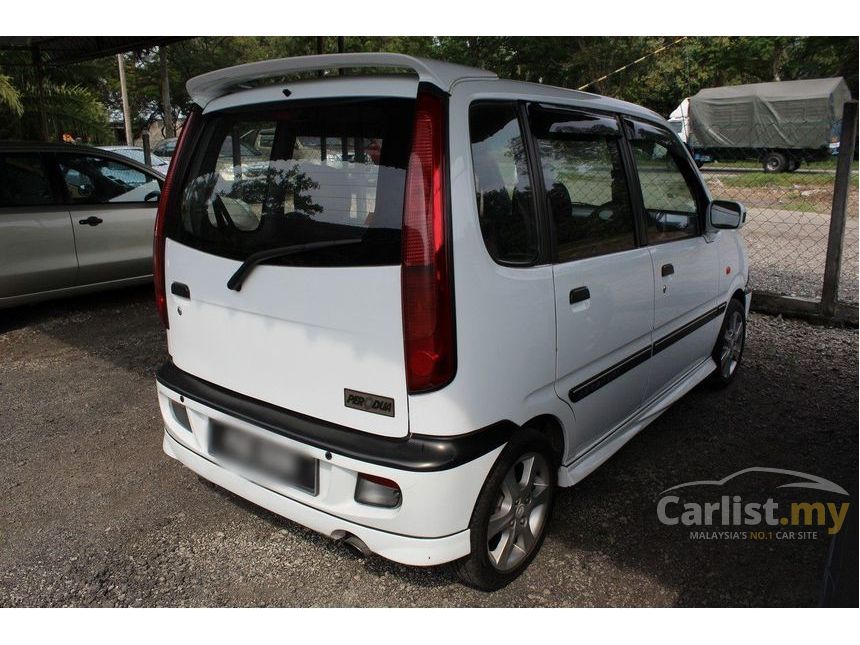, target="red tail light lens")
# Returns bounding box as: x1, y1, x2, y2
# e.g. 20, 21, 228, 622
154, 107, 200, 329
402, 91, 454, 393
